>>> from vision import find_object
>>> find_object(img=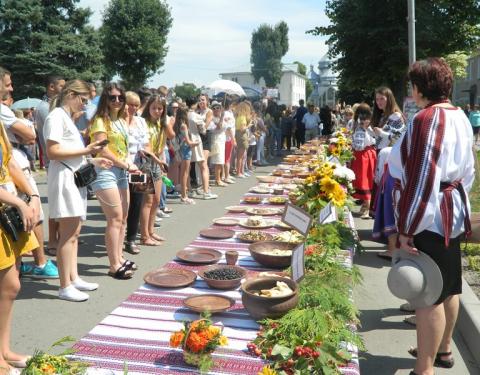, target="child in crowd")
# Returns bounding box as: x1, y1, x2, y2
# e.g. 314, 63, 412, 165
350, 103, 377, 219
173, 107, 198, 204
